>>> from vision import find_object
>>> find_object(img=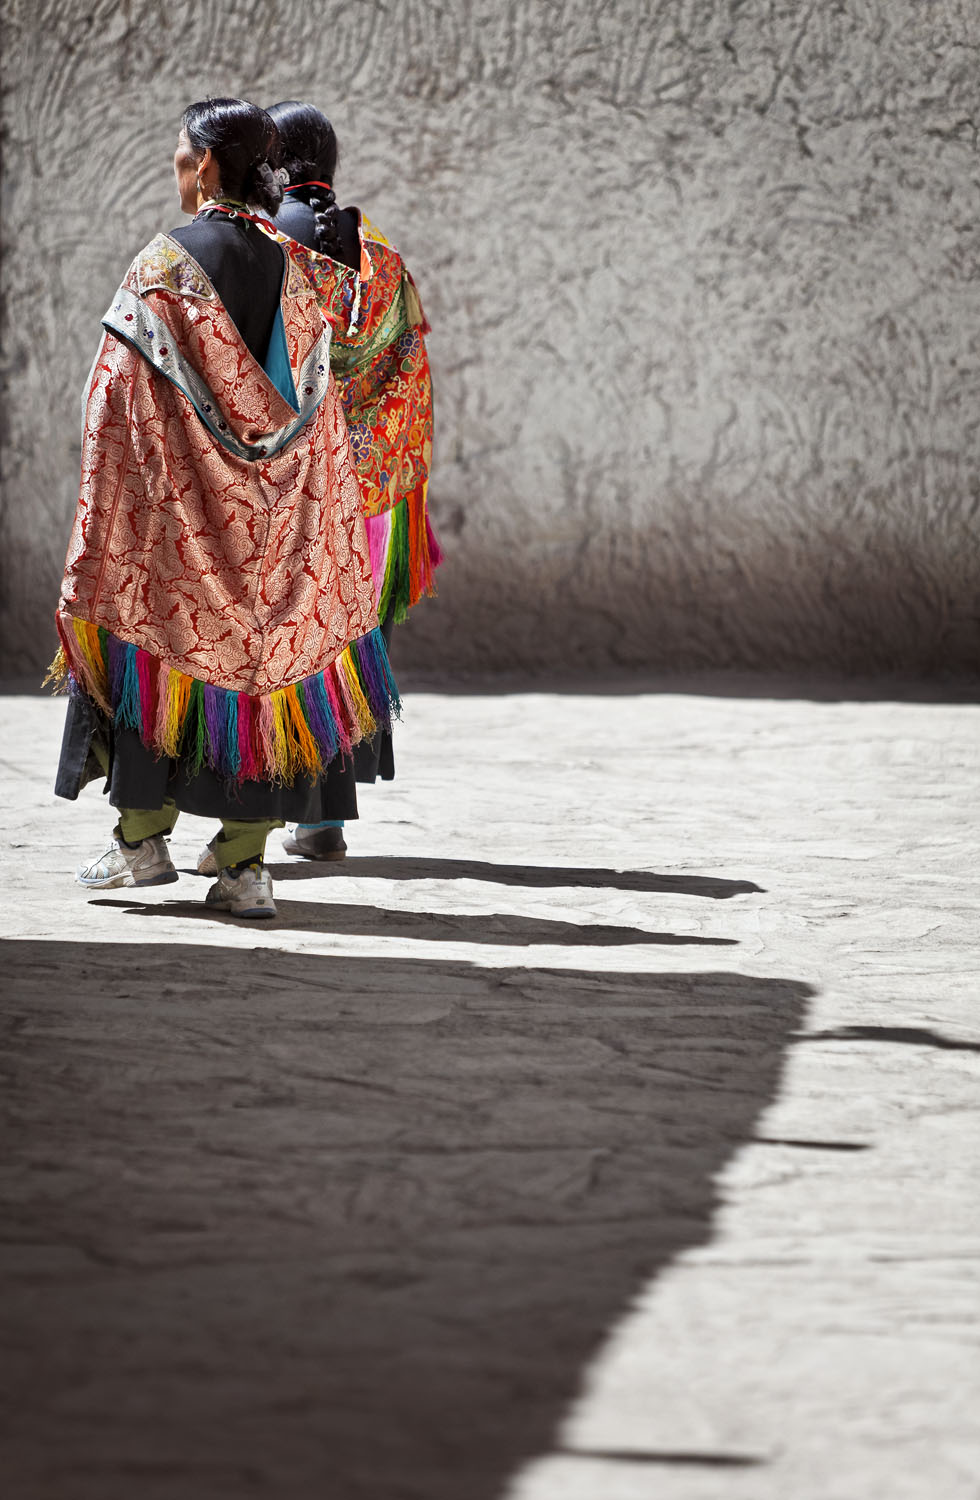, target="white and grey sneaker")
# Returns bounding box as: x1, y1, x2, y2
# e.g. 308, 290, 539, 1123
205, 863, 277, 920
282, 824, 347, 861
76, 835, 178, 889
196, 836, 219, 876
